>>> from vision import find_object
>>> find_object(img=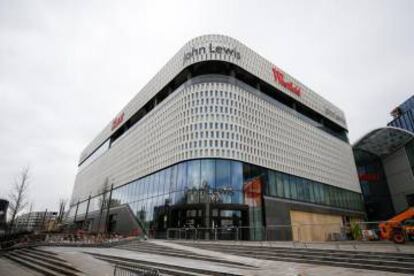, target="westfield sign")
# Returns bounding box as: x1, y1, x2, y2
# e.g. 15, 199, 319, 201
272, 67, 301, 97
111, 112, 124, 131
